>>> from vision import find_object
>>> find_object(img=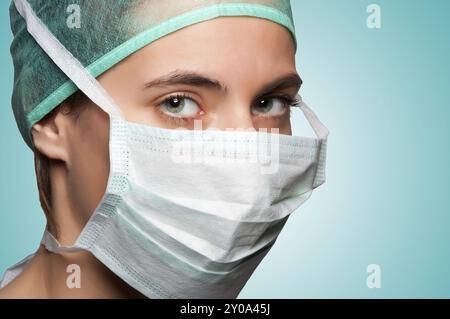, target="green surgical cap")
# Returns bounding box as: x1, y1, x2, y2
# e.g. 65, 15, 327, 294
10, 0, 297, 149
